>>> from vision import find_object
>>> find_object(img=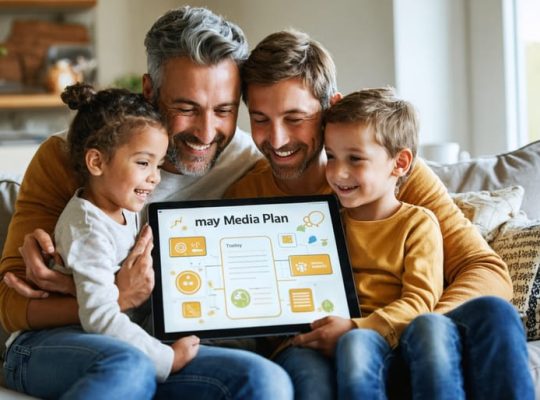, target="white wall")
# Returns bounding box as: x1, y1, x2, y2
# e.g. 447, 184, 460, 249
393, 0, 470, 153
394, 0, 519, 157
95, 0, 178, 87
91, 0, 517, 157
187, 0, 396, 132
467, 0, 521, 156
